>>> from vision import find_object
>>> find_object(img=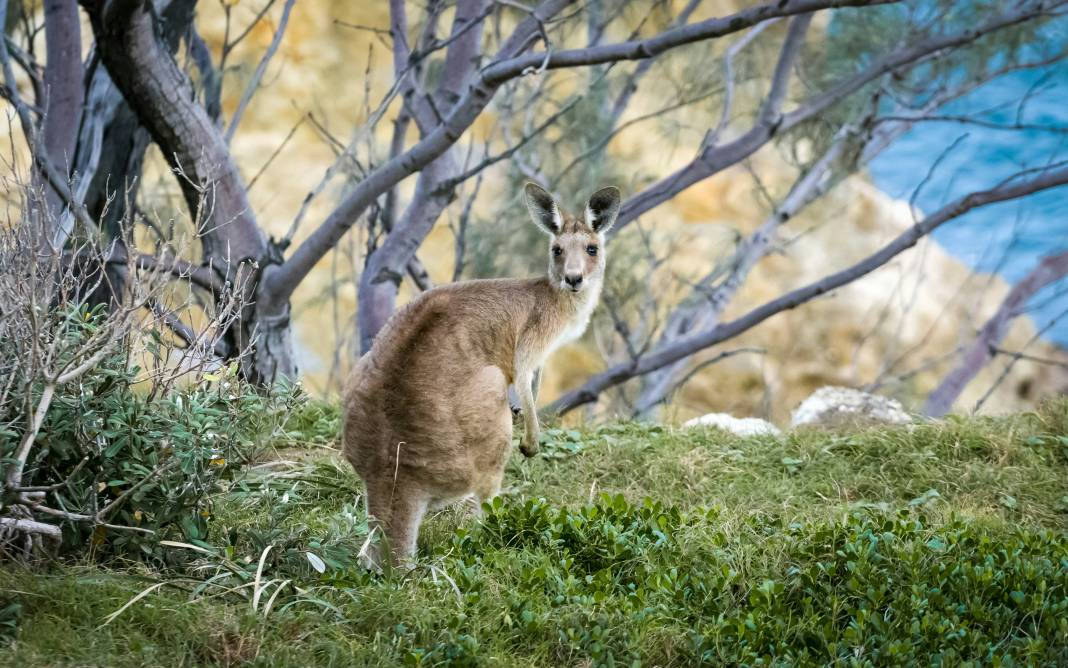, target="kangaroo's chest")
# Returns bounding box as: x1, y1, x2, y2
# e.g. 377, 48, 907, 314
545, 289, 599, 356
